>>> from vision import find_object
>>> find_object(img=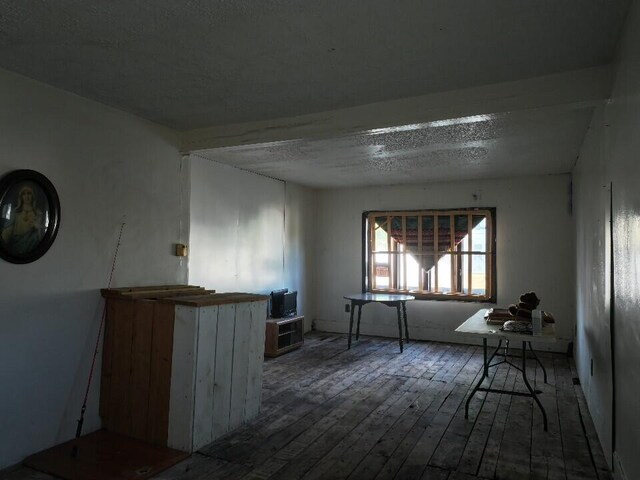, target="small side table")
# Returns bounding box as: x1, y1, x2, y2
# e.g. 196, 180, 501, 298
344, 293, 415, 352
265, 315, 304, 357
